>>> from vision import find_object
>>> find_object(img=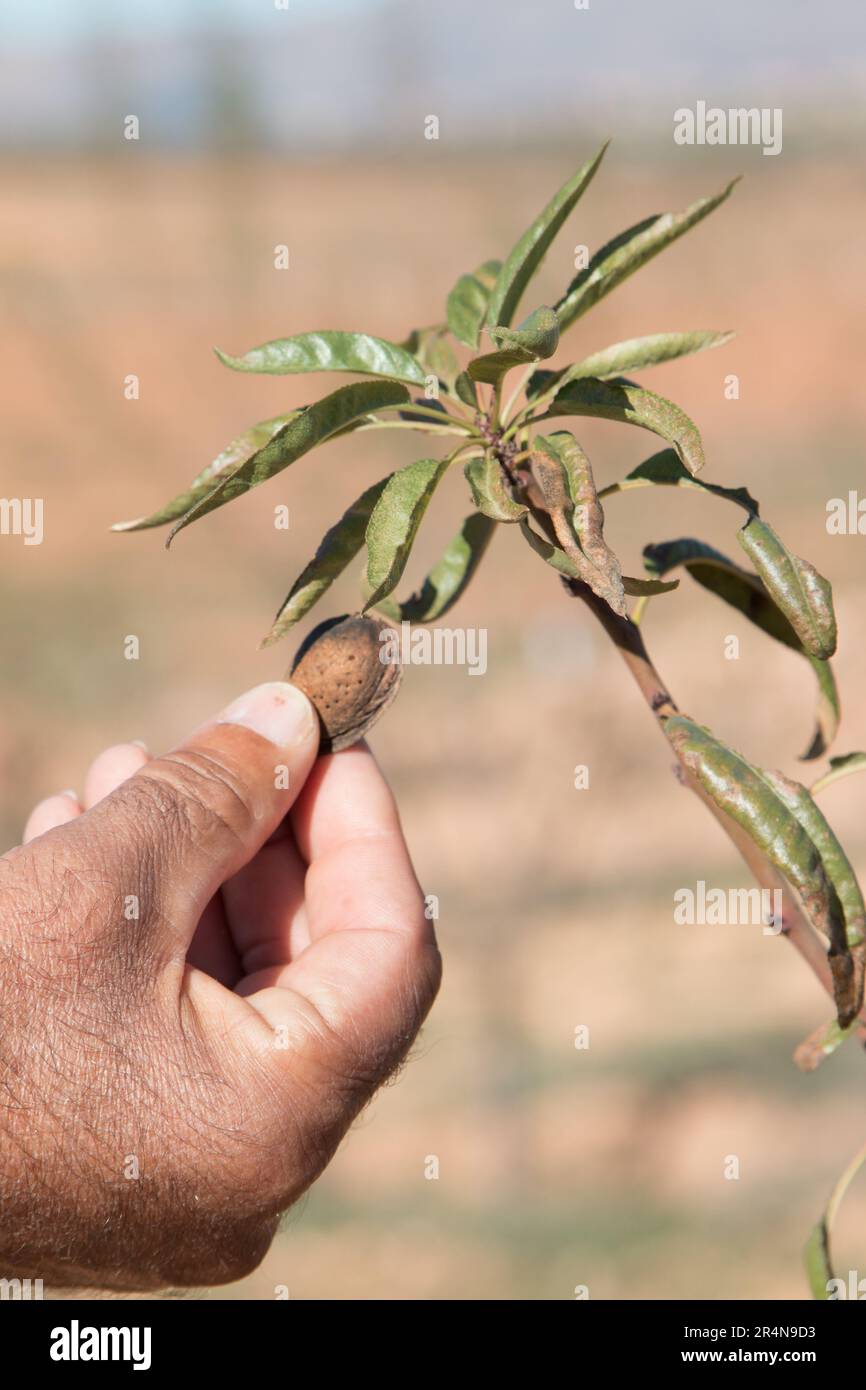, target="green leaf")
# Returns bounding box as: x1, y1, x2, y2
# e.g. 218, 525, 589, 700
489, 305, 560, 360
518, 525, 678, 602
762, 773, 866, 951
737, 516, 837, 661
622, 575, 679, 596
519, 517, 581, 581
112, 413, 298, 533
663, 717, 849, 1012
454, 371, 479, 410
262, 475, 391, 647
423, 335, 460, 389
464, 454, 527, 522
531, 430, 626, 616
166, 381, 408, 543
467, 345, 539, 387
525, 367, 563, 400
486, 141, 609, 330
401, 327, 460, 390
804, 1140, 866, 1299
364, 455, 451, 610
558, 329, 733, 382
761, 769, 865, 1023
541, 377, 705, 475
368, 512, 496, 623
555, 178, 739, 332
446, 258, 502, 349
215, 331, 426, 386
643, 537, 839, 761
601, 448, 758, 513
812, 753, 866, 796
398, 398, 449, 424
